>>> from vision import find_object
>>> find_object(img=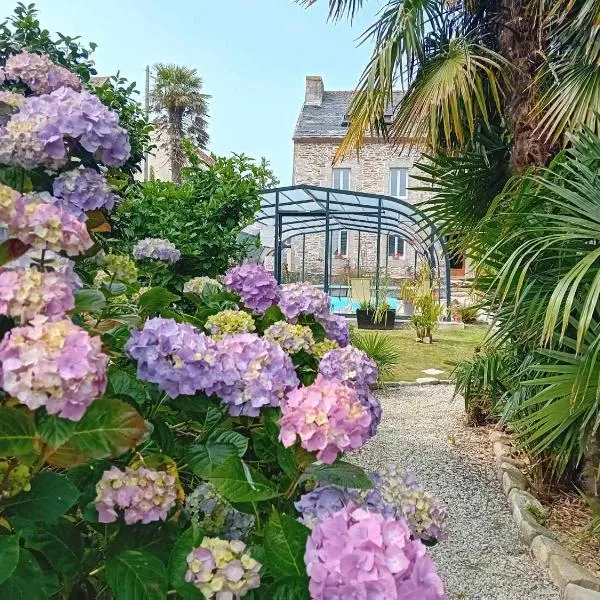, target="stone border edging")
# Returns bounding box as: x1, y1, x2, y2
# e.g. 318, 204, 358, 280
490, 431, 600, 599
381, 379, 453, 387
